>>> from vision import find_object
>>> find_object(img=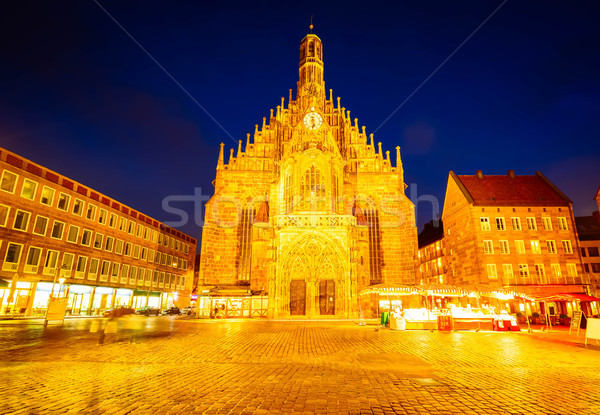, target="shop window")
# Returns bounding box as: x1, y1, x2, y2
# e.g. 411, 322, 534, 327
98, 209, 108, 225
526, 217, 537, 231
51, 220, 65, 240
104, 236, 114, 252
3, 243, 23, 271
530, 240, 541, 254
0, 170, 18, 193
80, 229, 92, 247
511, 217, 522, 231
480, 217, 491, 231
66, 225, 79, 244
0, 204, 10, 227
40, 186, 55, 206
546, 240, 557, 254
20, 179, 38, 200
562, 240, 573, 254
93, 233, 104, 249
72, 199, 84, 216
541, 217, 552, 231
557, 217, 568, 231
57, 193, 70, 211
495, 217, 505, 231
33, 215, 49, 236
24, 246, 42, 273
13, 210, 30, 232
86, 204, 97, 221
